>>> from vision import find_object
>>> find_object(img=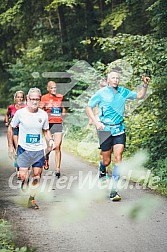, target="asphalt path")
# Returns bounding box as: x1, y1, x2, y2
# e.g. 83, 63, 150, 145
0, 117, 167, 252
